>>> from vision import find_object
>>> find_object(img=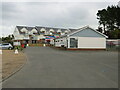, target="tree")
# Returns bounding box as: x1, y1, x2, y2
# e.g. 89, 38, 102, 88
108, 29, 120, 39
2, 34, 14, 44
97, 9, 108, 33
97, 5, 120, 39
96, 27, 103, 33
